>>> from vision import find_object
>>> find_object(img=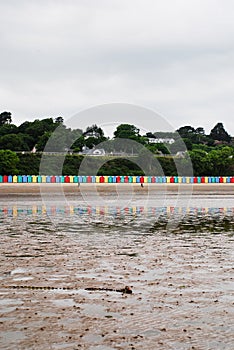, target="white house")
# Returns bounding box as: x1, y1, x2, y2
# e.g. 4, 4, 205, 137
148, 138, 175, 144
